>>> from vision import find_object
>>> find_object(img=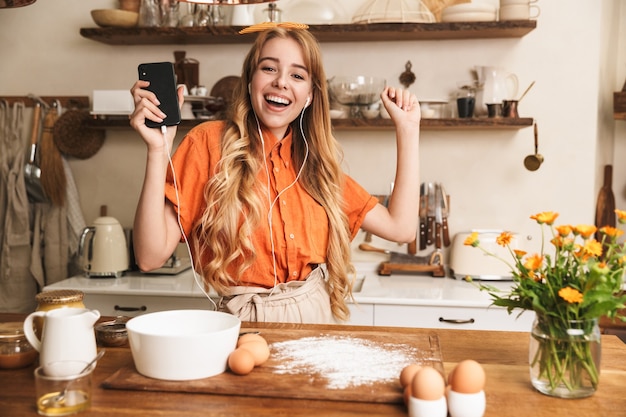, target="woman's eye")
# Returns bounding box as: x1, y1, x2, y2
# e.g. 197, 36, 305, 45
261, 66, 276, 73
